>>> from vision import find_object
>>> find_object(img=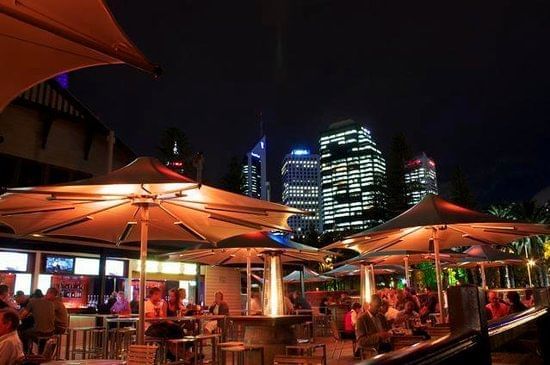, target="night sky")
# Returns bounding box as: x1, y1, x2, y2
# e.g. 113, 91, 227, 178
70, 0, 550, 207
